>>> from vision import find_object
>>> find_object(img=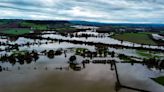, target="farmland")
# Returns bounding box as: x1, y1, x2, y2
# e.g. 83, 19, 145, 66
0, 19, 164, 92
0, 28, 32, 35
112, 32, 157, 45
